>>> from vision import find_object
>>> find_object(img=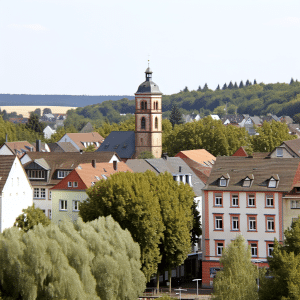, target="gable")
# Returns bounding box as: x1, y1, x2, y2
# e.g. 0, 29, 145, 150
51, 169, 87, 190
